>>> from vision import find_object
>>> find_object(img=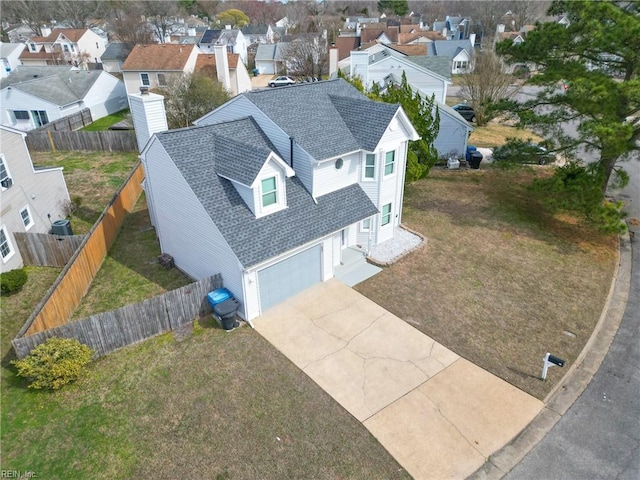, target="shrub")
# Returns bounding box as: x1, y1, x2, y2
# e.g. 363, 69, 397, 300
12, 337, 93, 390
1, 268, 27, 295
